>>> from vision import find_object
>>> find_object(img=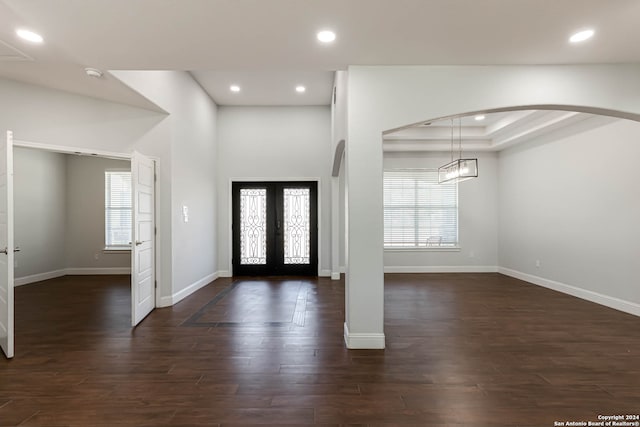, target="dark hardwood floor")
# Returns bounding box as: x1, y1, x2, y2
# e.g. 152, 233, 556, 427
1, 273, 639, 426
